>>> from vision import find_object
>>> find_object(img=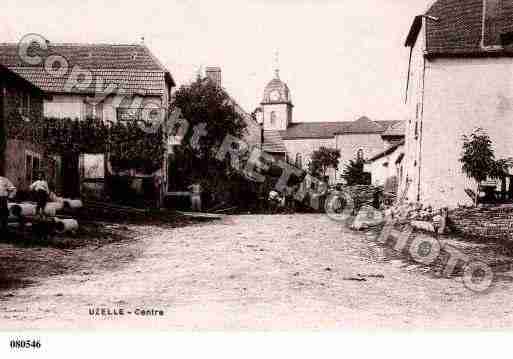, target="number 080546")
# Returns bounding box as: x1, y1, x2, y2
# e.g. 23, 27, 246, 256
10, 339, 41, 349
